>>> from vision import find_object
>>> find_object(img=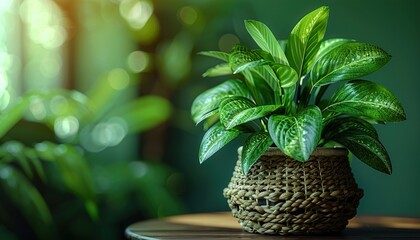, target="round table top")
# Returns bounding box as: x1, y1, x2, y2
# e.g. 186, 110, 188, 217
125, 212, 420, 239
